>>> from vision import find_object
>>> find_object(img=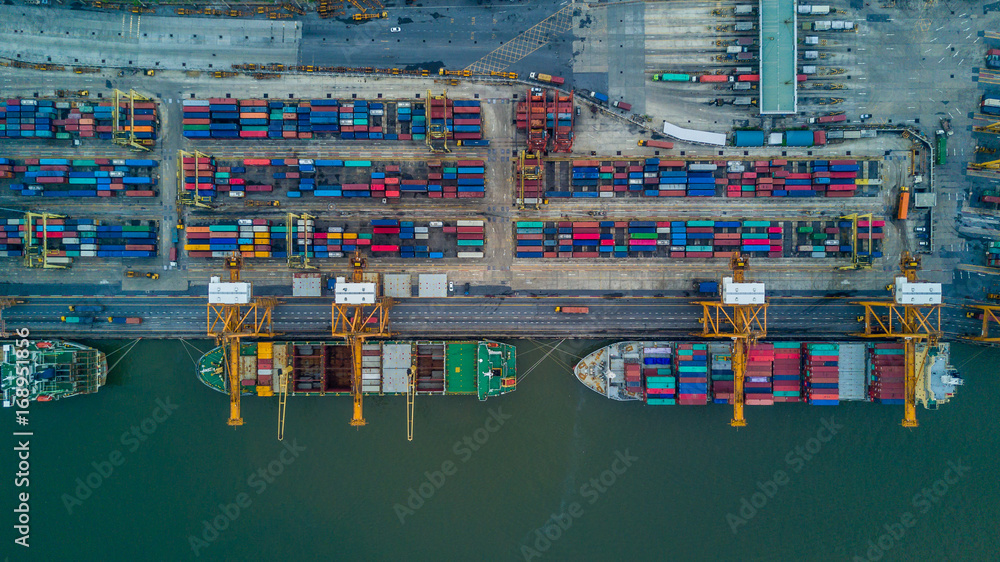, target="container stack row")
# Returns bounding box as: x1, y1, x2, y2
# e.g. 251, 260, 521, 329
710, 346, 733, 404
676, 344, 708, 405
988, 241, 1000, 268
804, 343, 840, 405
771, 343, 802, 403
514, 220, 789, 259
643, 346, 674, 405
0, 217, 158, 260
538, 158, 870, 200
428, 98, 483, 141
745, 343, 774, 406
210, 158, 488, 199
181, 98, 435, 141
256, 342, 274, 391
0, 157, 158, 198
0, 98, 157, 145
868, 343, 905, 405
184, 219, 484, 259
